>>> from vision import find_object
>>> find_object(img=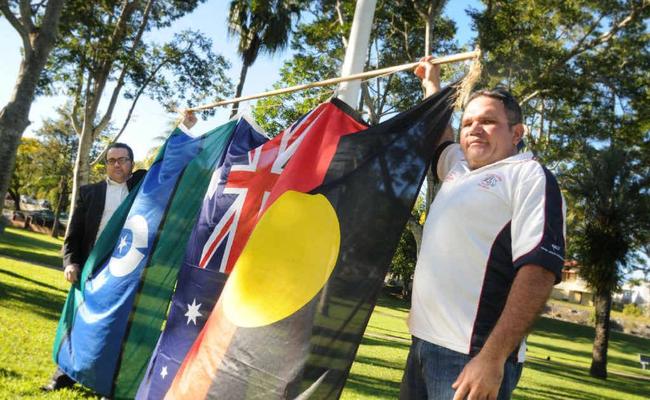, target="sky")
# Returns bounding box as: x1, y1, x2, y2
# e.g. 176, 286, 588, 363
0, 0, 479, 161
